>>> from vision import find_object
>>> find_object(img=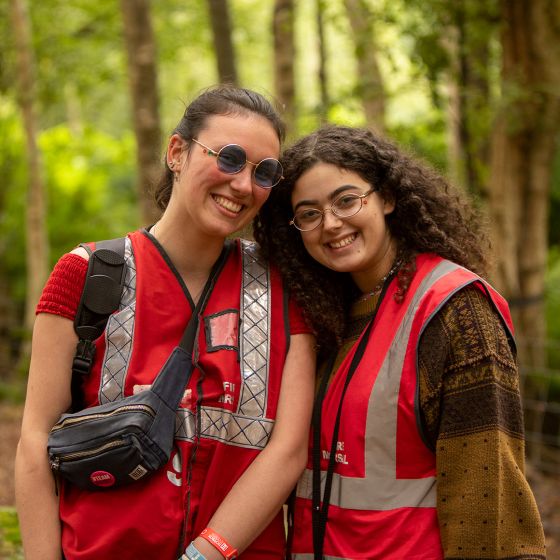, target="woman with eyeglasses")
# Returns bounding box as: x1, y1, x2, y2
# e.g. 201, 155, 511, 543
254, 125, 546, 559
15, 85, 315, 560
